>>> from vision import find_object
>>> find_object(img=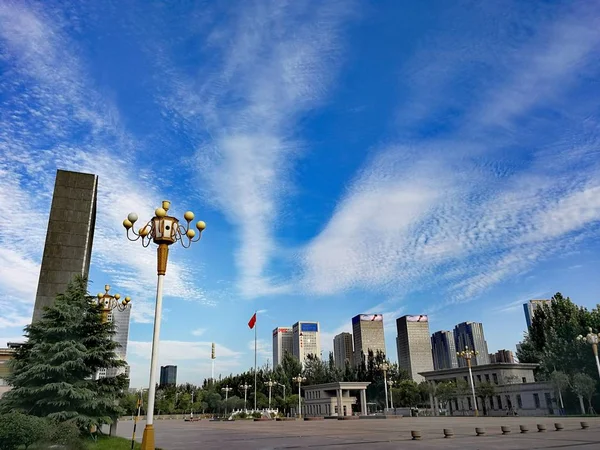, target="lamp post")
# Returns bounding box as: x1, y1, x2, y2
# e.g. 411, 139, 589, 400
265, 380, 276, 411
457, 346, 479, 417
387, 380, 395, 411
577, 328, 600, 379
240, 383, 252, 413
222, 386, 233, 417
292, 375, 306, 418
123, 201, 206, 450
277, 382, 286, 415
96, 284, 131, 323
376, 362, 390, 412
